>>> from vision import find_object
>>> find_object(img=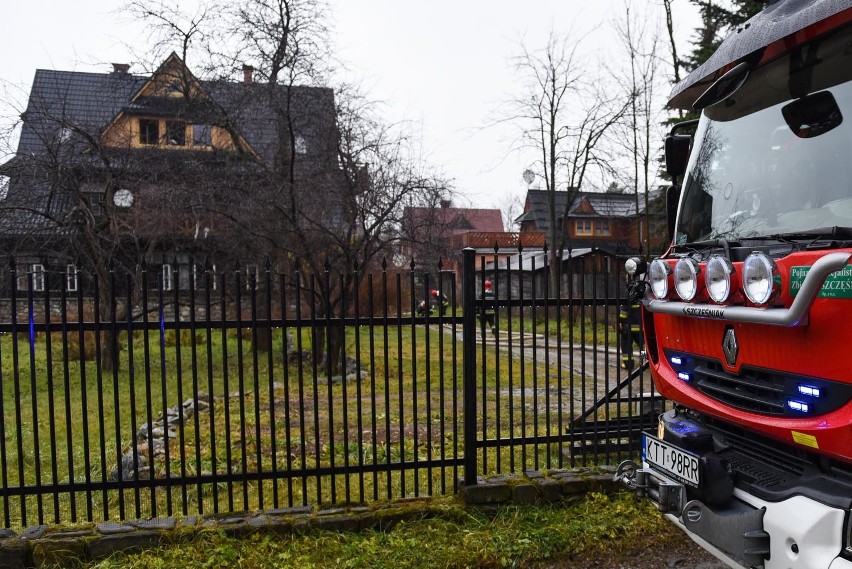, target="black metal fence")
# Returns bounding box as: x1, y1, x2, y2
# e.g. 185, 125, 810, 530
0, 247, 661, 529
